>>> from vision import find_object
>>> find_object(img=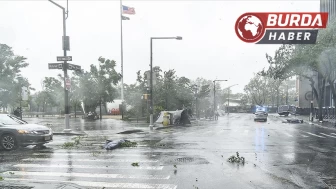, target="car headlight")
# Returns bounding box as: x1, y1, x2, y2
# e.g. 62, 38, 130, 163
17, 130, 38, 134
